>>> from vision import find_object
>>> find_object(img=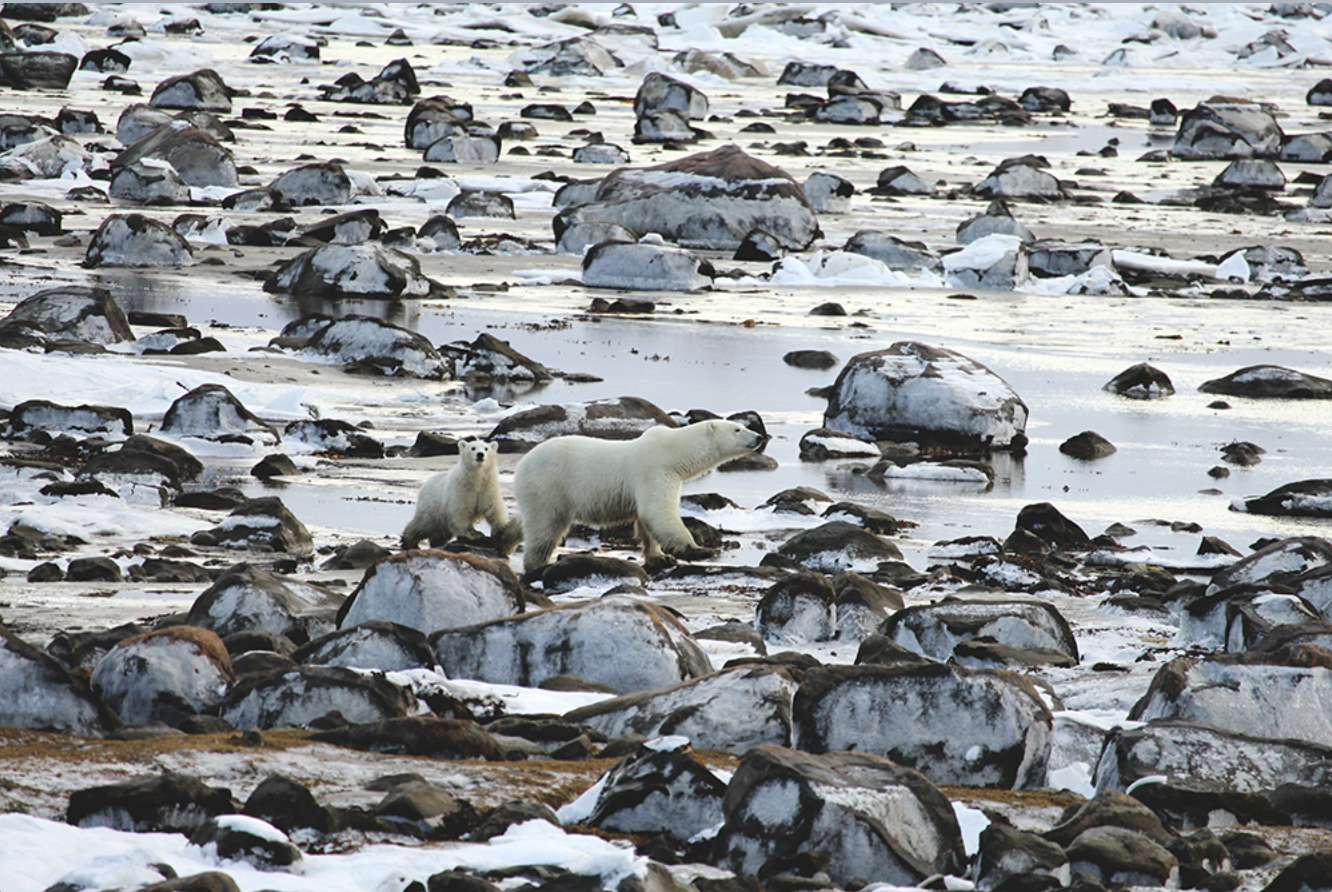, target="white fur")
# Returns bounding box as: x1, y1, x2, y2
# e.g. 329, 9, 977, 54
401, 439, 508, 549
513, 419, 766, 574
